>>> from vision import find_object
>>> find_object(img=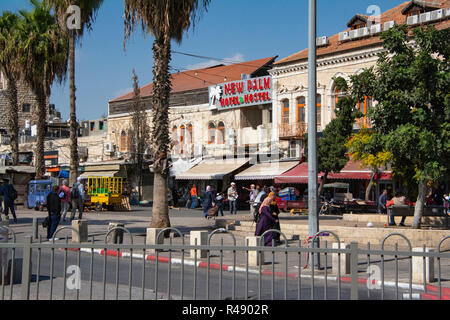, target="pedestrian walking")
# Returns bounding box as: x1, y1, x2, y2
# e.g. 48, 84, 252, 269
190, 184, 198, 209
0, 178, 18, 223
202, 186, 214, 218
58, 180, 71, 222
270, 195, 282, 244
70, 177, 85, 221
183, 186, 191, 209
46, 185, 61, 240
255, 192, 279, 247
253, 186, 268, 215
227, 182, 239, 215
444, 194, 449, 215
215, 192, 225, 217
0, 180, 3, 219
243, 184, 258, 217
378, 189, 388, 215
